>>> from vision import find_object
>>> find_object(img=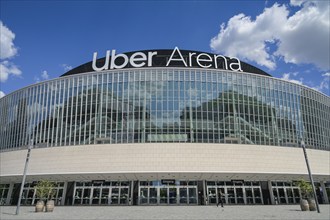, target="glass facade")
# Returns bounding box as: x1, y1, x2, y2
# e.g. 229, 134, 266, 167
0, 68, 329, 151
